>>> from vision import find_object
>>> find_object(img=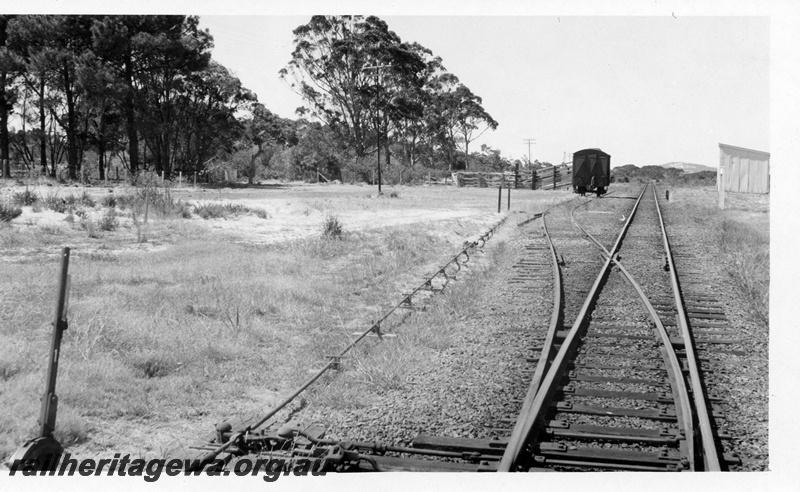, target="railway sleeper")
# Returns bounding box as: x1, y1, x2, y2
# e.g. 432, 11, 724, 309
570, 362, 666, 373
555, 401, 677, 421
345, 454, 498, 472
411, 435, 508, 455
544, 420, 683, 445
564, 372, 667, 386
532, 443, 685, 470
559, 386, 674, 403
